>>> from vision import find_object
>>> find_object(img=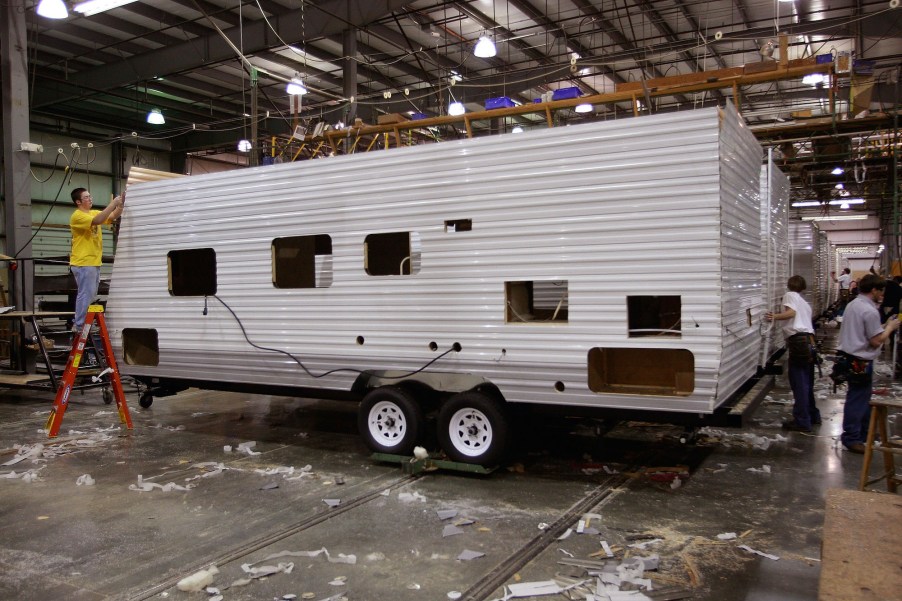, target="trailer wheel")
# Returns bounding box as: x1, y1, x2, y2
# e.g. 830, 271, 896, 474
358, 386, 423, 455
139, 392, 153, 409
438, 391, 509, 465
